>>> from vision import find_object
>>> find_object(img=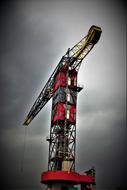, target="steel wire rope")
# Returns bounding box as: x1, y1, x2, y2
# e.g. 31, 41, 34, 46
20, 126, 28, 173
